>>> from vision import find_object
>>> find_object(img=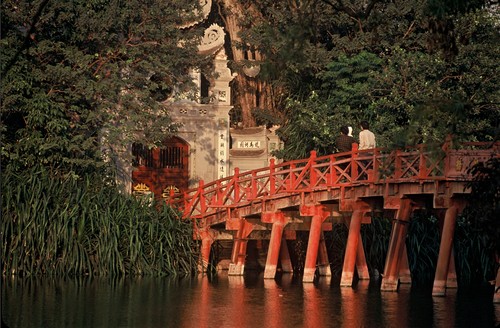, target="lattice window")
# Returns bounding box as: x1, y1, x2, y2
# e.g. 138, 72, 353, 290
159, 146, 184, 168
132, 143, 153, 167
